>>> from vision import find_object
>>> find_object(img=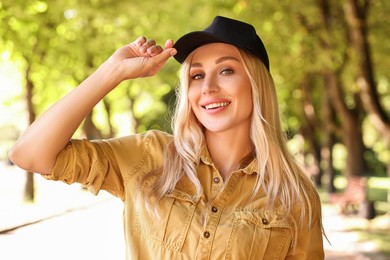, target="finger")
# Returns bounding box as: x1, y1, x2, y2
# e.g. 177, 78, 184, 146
150, 48, 176, 65
164, 39, 174, 49
147, 45, 164, 56
140, 39, 156, 53
141, 48, 177, 77
135, 36, 147, 47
